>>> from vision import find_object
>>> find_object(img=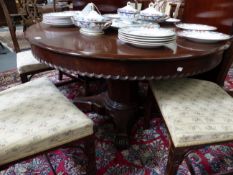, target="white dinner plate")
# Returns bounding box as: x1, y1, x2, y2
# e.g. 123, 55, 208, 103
103, 13, 120, 19
43, 19, 72, 23
176, 23, 217, 31
166, 18, 181, 23
119, 26, 175, 38
43, 11, 79, 20
119, 33, 176, 42
111, 19, 143, 29
118, 35, 173, 48
42, 21, 74, 27
178, 30, 231, 43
